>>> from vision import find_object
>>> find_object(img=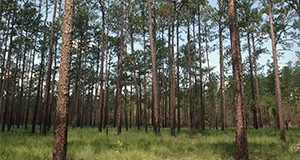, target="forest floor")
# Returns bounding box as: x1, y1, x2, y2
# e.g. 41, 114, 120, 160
0, 126, 299, 160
